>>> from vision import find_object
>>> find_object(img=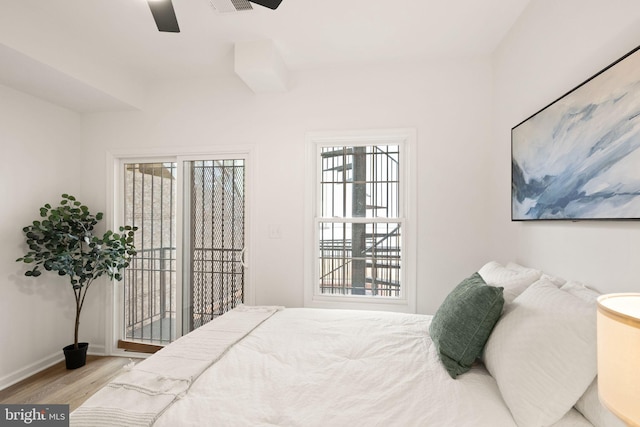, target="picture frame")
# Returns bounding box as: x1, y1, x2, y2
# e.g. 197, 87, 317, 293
512, 45, 640, 220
